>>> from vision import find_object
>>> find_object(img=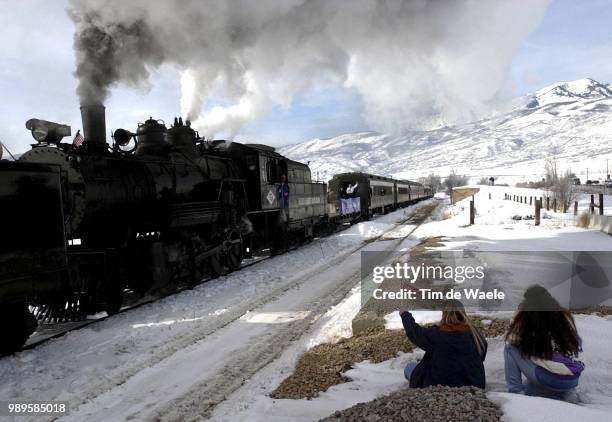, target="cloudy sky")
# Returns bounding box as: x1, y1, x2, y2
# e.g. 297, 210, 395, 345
1, 0, 611, 154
